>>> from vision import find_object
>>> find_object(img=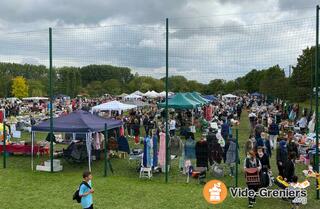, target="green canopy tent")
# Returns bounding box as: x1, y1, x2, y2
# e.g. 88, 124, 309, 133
158, 93, 199, 109
192, 92, 211, 104
183, 92, 206, 106
158, 93, 200, 127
